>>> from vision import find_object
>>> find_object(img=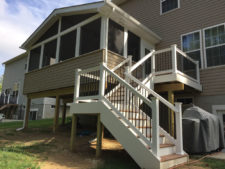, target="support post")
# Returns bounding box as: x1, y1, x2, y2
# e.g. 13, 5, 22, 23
62, 102, 67, 126
96, 114, 103, 157
171, 44, 177, 74
175, 102, 184, 154
53, 95, 60, 133
99, 63, 106, 99
151, 97, 159, 158
168, 90, 175, 137
24, 97, 31, 129
74, 69, 81, 103
70, 114, 77, 152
